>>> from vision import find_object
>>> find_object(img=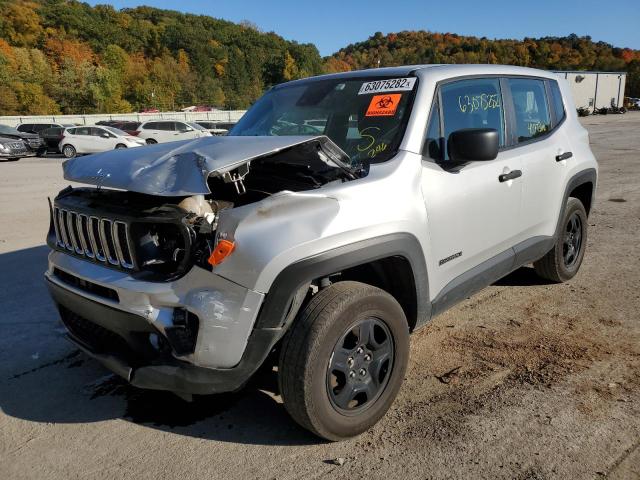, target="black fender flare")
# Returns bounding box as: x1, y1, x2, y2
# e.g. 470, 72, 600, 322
254, 232, 431, 331
553, 168, 597, 241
